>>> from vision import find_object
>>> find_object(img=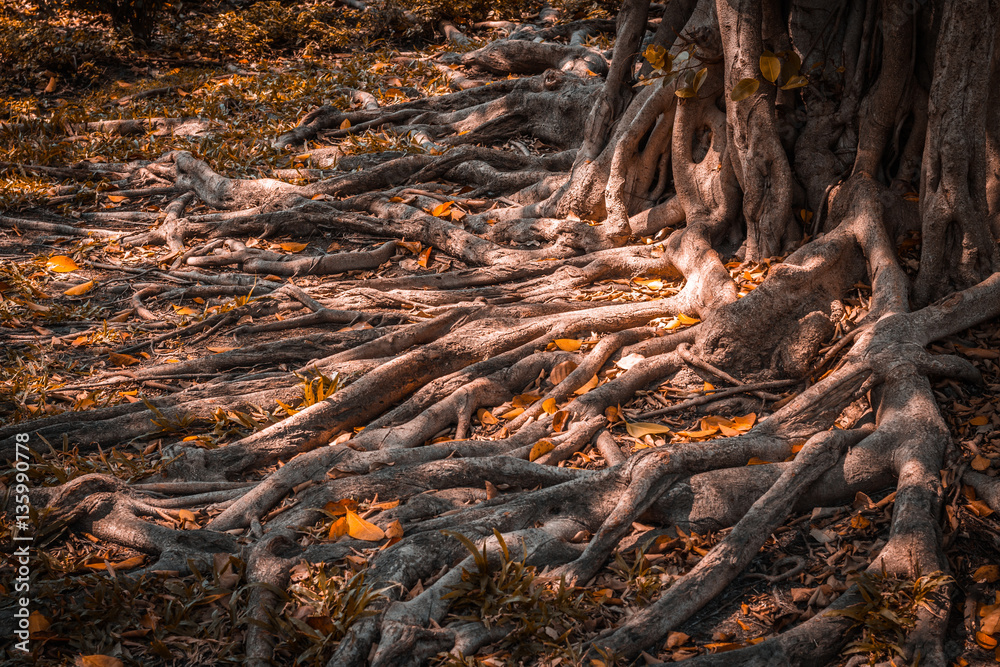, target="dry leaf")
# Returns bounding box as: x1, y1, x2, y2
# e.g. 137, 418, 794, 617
552, 410, 569, 432
385, 520, 404, 539
974, 565, 1000, 583
972, 455, 992, 471
512, 393, 540, 407
968, 499, 995, 517
346, 510, 385, 541
665, 631, 689, 648
328, 516, 349, 539
529, 440, 555, 461
971, 416, 990, 426
78, 657, 124, 667
550, 360, 578, 384
616, 353, 645, 370
554, 338, 582, 351
541, 398, 557, 414
46, 255, 80, 272
574, 374, 599, 395
340, 118, 351, 129
430, 201, 454, 217
500, 407, 524, 419
28, 611, 50, 633
975, 631, 997, 649
625, 421, 672, 437
108, 352, 140, 366
676, 313, 700, 325
417, 247, 432, 268
106, 195, 127, 203
206, 346, 235, 353
477, 408, 498, 425
280, 242, 308, 252
64, 280, 95, 296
